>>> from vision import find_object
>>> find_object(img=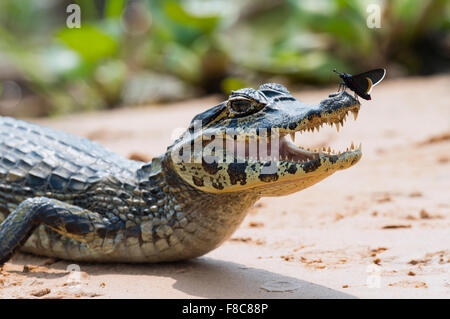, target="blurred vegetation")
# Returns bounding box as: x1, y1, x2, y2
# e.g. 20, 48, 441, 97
0, 0, 448, 116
